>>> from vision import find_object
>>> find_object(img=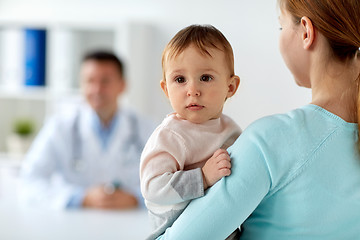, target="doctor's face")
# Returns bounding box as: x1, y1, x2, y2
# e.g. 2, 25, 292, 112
81, 60, 126, 114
